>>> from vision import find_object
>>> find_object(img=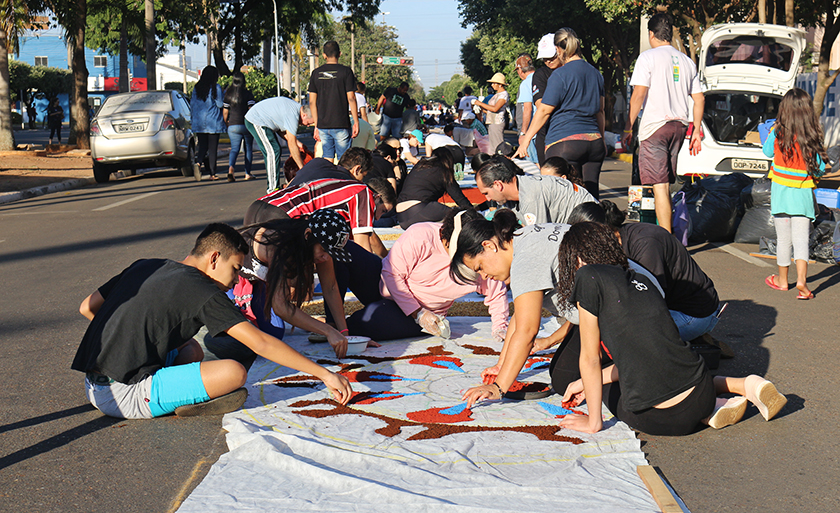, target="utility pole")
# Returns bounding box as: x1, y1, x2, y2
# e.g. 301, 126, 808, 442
435, 59, 438, 87
361, 54, 366, 83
